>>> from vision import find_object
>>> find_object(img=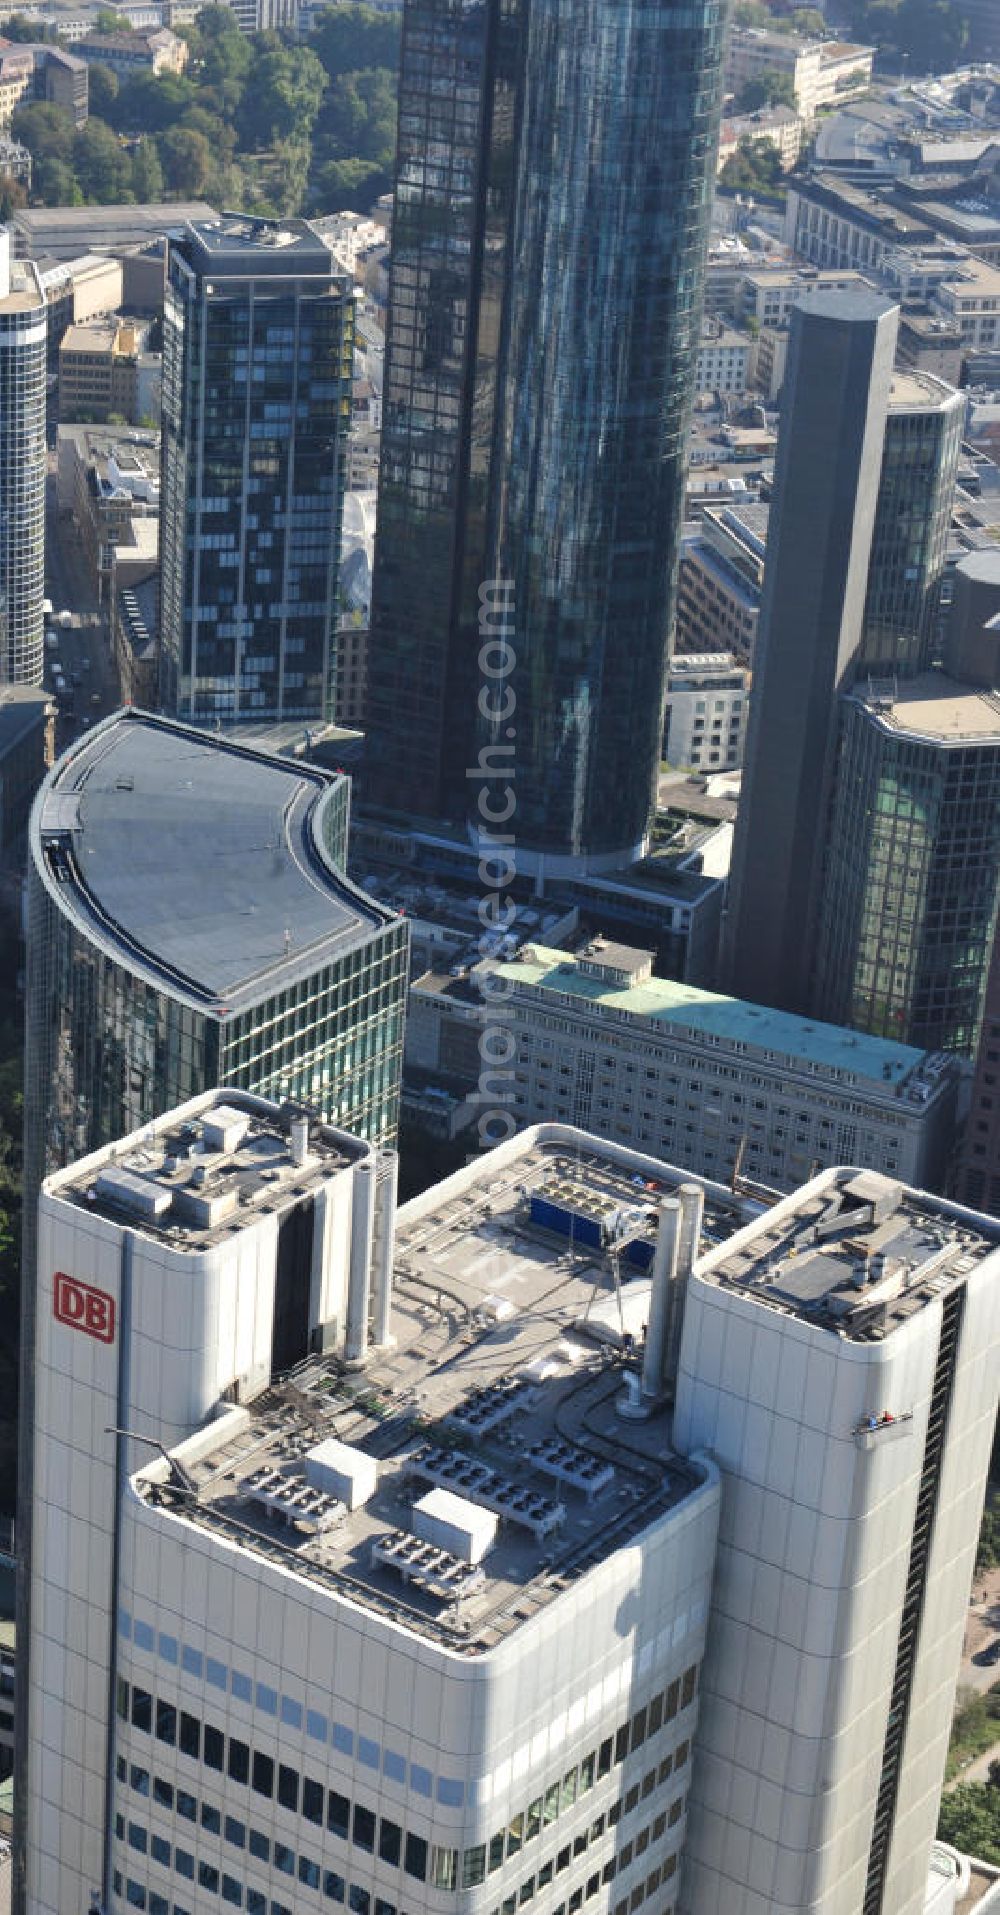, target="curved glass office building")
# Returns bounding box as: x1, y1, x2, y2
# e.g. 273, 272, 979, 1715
367, 0, 728, 873
24, 713, 407, 1205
